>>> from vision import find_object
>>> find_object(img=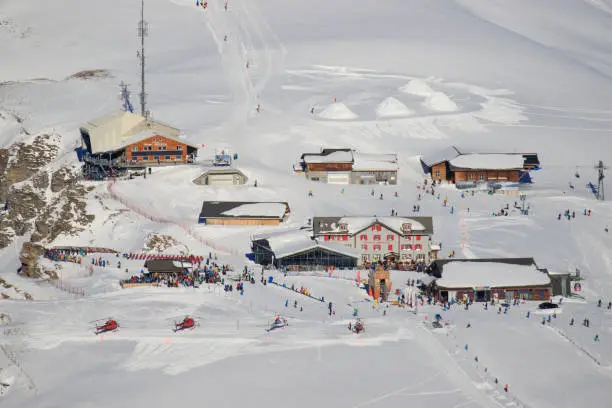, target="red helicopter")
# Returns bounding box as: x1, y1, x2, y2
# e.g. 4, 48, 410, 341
94, 319, 119, 335
174, 316, 198, 332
